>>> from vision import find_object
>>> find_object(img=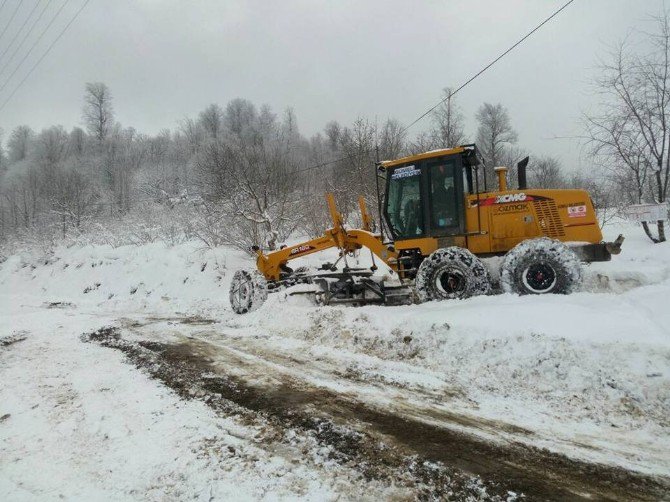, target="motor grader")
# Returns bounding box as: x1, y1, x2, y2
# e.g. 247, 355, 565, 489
229, 144, 623, 313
